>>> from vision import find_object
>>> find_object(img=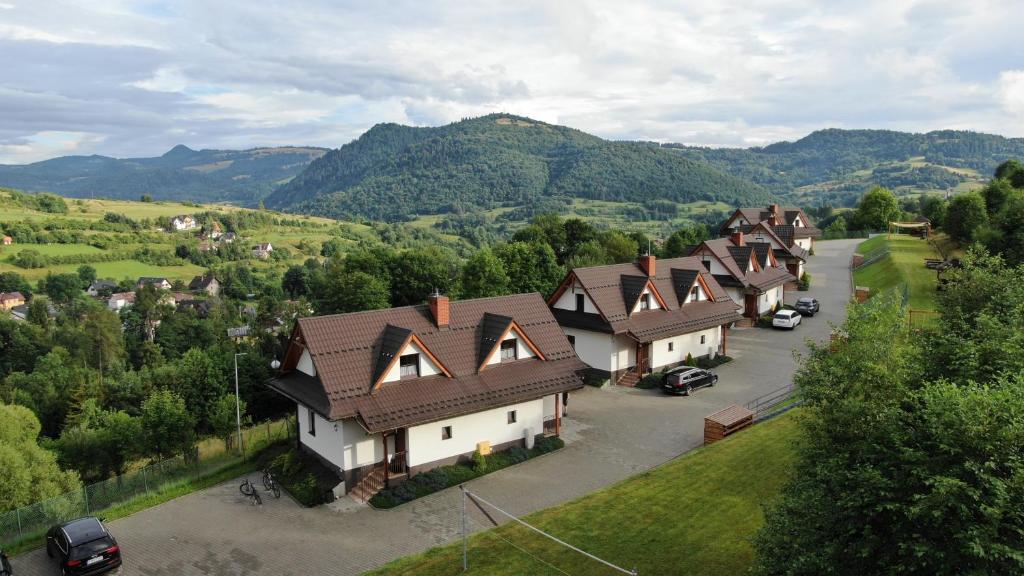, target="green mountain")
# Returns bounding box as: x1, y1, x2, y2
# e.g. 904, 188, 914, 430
0, 145, 326, 205
264, 114, 769, 221
664, 129, 1024, 206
